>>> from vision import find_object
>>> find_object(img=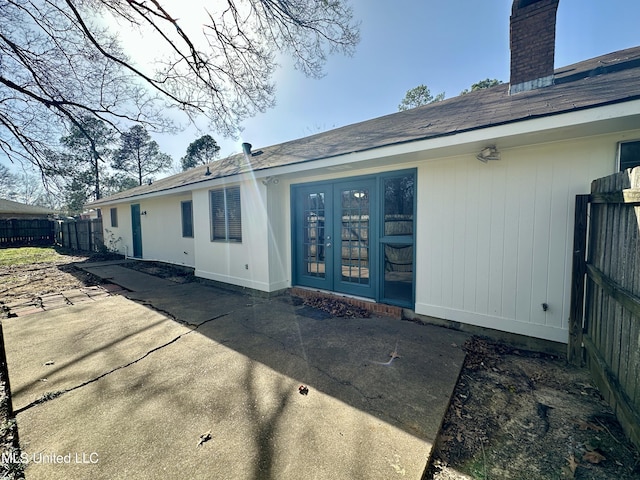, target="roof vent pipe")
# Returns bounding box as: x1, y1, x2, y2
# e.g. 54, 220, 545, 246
242, 142, 252, 165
